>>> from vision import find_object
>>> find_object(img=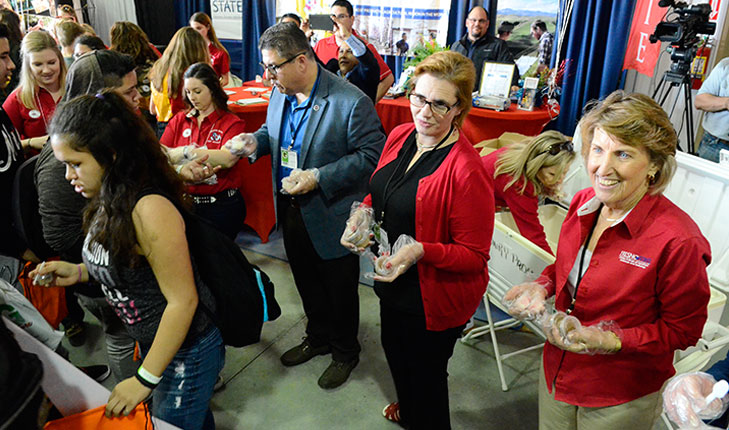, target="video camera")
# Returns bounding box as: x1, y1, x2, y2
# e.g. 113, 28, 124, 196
649, 0, 715, 76
650, 1, 715, 46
